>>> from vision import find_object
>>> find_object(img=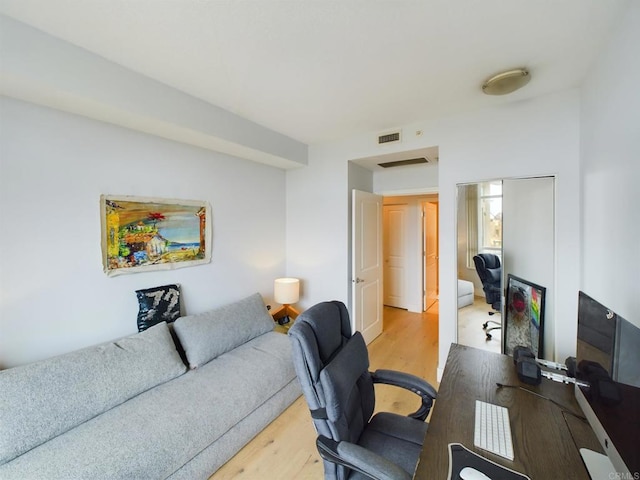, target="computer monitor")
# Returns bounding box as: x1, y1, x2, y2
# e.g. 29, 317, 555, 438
574, 291, 640, 478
